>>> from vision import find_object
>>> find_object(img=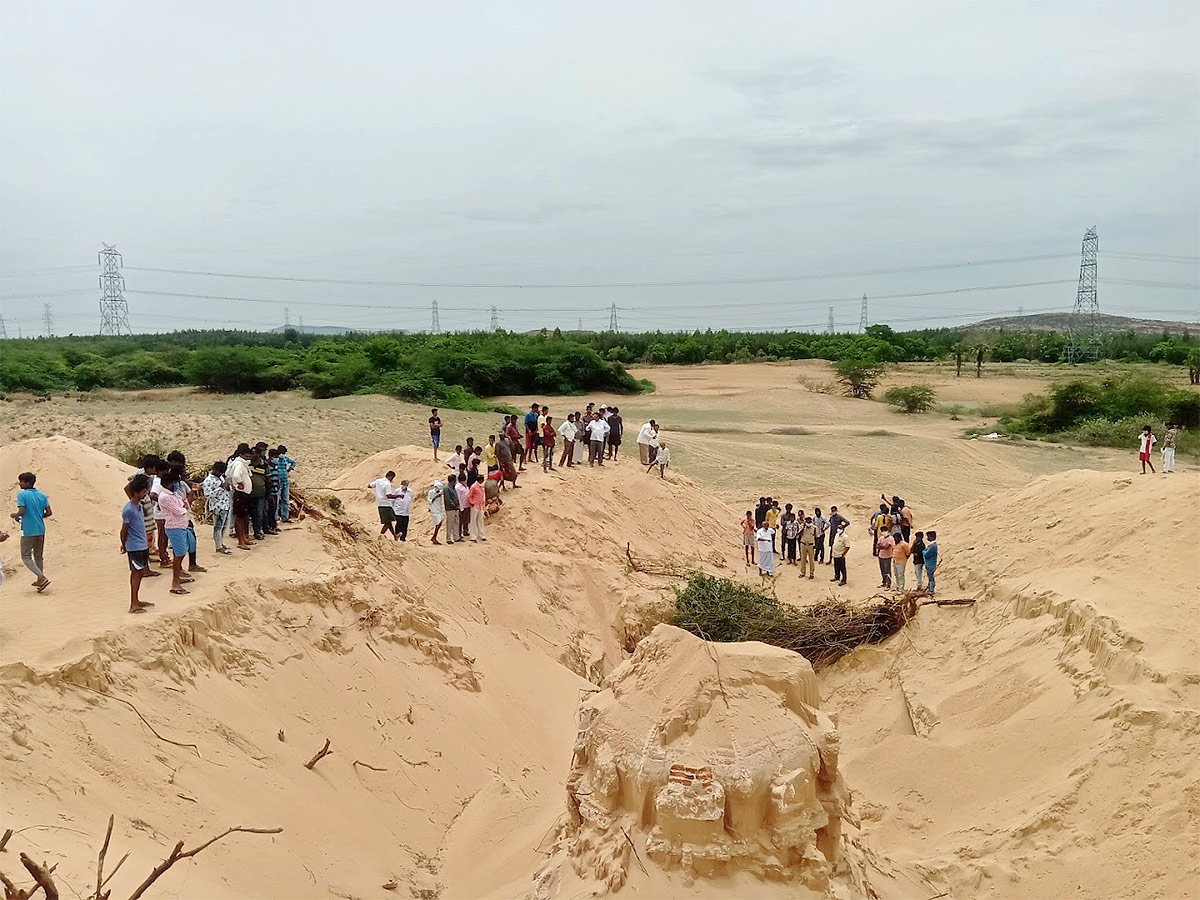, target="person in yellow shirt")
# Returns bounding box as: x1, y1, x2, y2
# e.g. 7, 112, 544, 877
484, 435, 499, 473
765, 500, 781, 554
